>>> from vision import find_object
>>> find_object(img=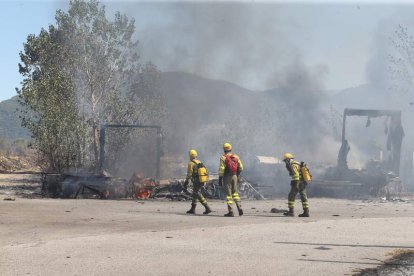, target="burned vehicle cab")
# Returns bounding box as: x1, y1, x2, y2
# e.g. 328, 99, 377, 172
314, 108, 405, 198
